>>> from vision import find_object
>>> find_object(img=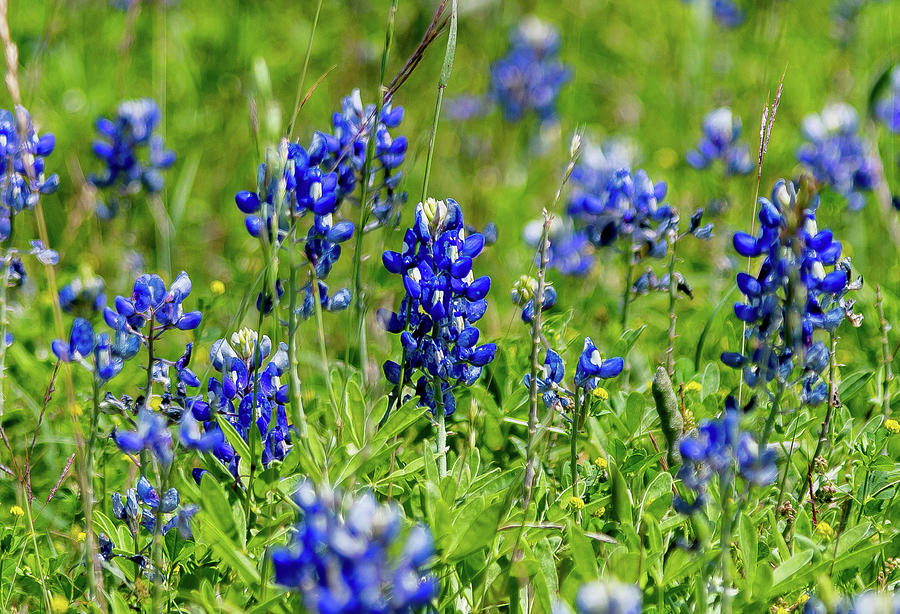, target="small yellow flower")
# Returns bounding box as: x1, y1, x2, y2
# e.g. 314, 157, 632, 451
816, 521, 835, 540
76, 531, 86, 542
773, 607, 789, 614
69, 402, 82, 417
594, 457, 608, 470
684, 381, 702, 394
592, 386, 609, 401
10, 505, 24, 517
210, 280, 226, 296
592, 506, 606, 518
567, 496, 585, 510
50, 594, 68, 613
797, 594, 810, 606
885, 419, 900, 434
654, 147, 678, 170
